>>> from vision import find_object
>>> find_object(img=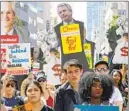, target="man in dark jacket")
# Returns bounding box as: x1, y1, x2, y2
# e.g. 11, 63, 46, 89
54, 3, 89, 72
54, 59, 83, 111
